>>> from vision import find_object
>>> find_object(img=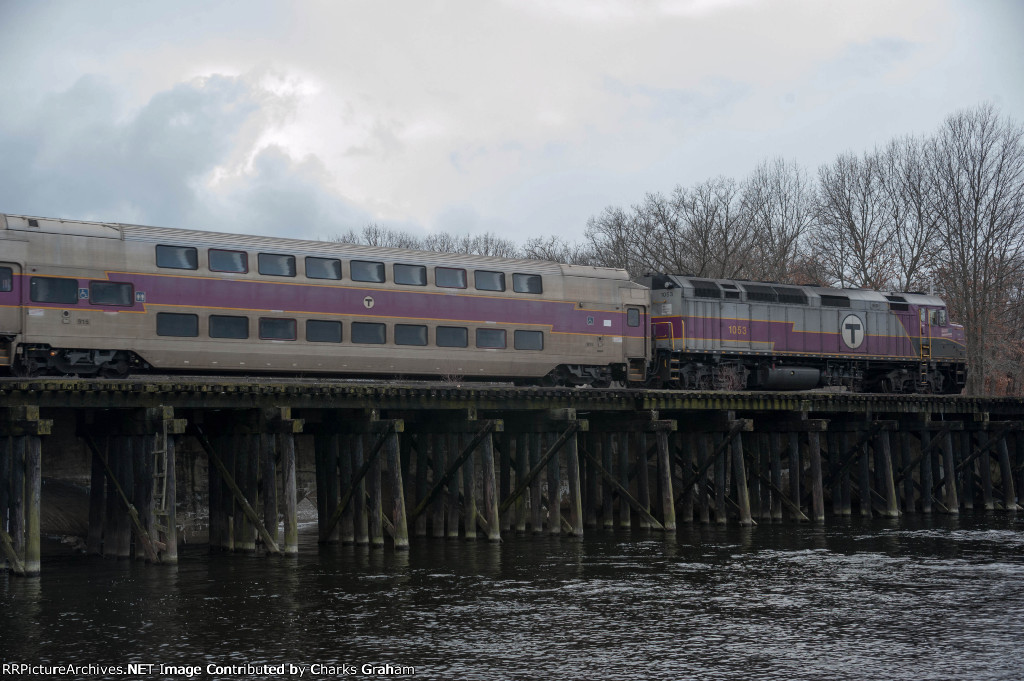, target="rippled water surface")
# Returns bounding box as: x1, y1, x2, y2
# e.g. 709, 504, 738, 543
2, 515, 1023, 680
